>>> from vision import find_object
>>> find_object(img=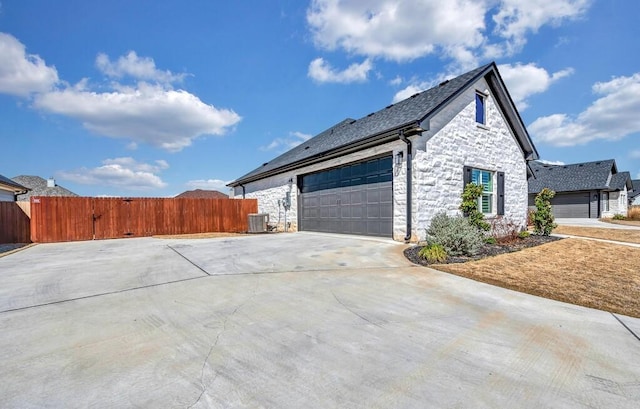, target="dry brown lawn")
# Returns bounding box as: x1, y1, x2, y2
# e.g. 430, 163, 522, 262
435, 239, 640, 318
600, 219, 640, 227
554, 225, 640, 244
